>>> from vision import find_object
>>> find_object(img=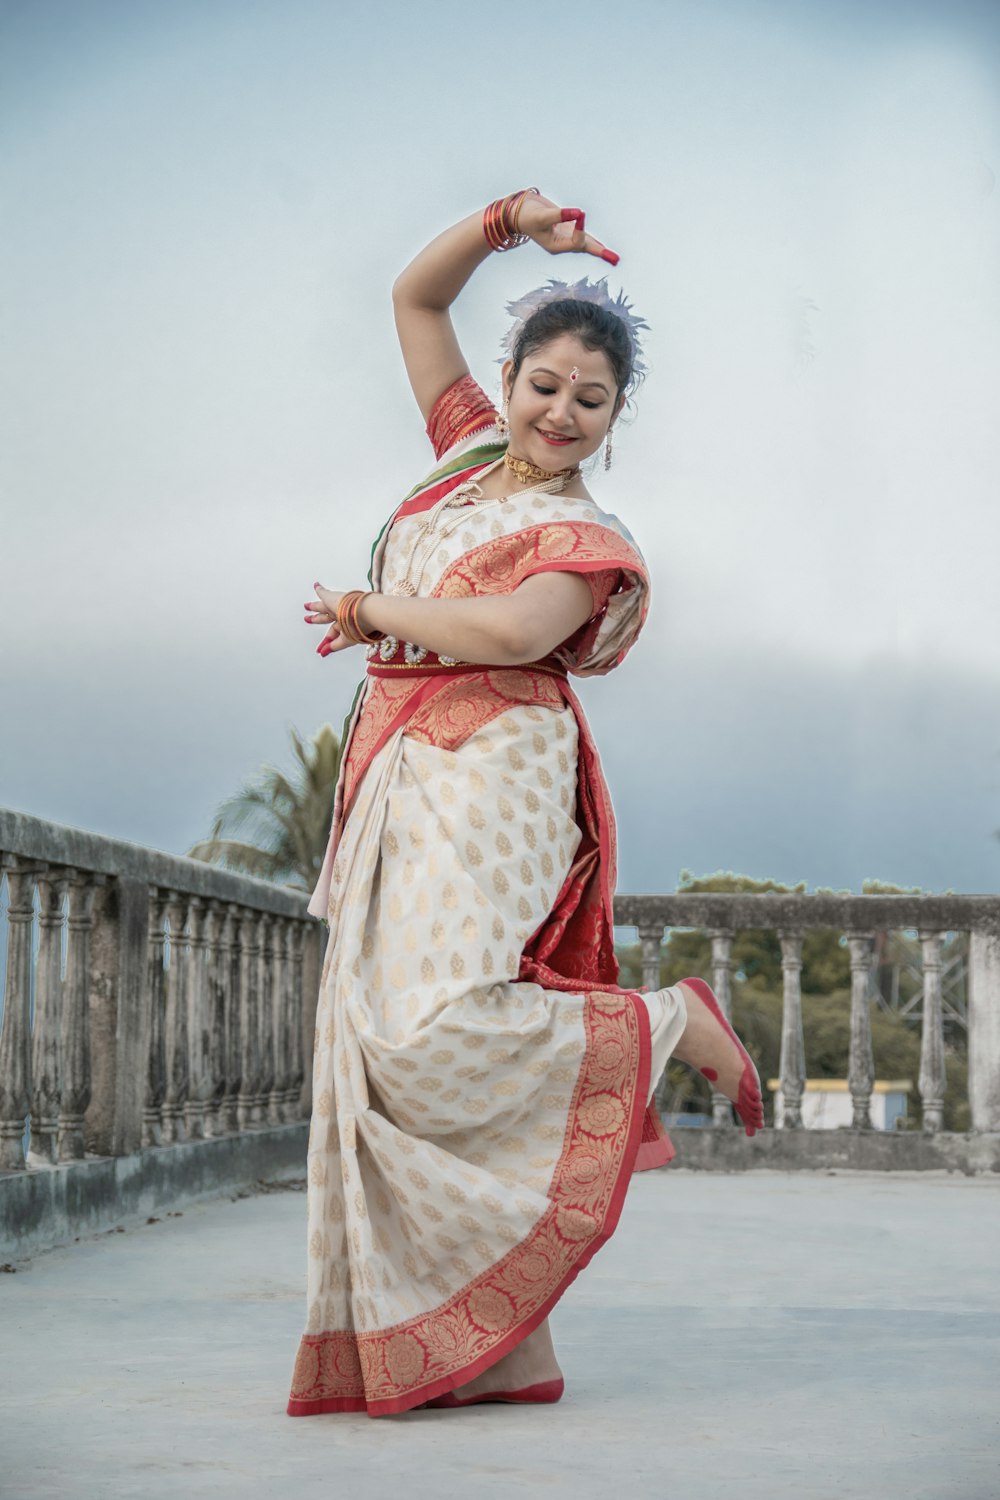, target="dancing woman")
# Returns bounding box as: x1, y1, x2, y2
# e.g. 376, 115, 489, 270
290, 188, 764, 1418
